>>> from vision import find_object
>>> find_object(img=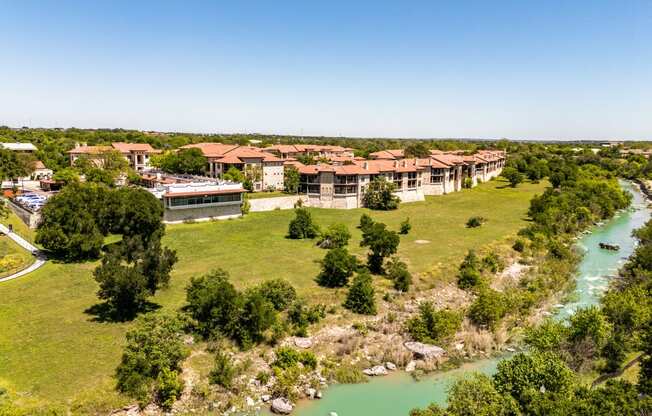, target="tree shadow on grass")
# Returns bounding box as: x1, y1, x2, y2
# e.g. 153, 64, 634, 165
84, 301, 161, 323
